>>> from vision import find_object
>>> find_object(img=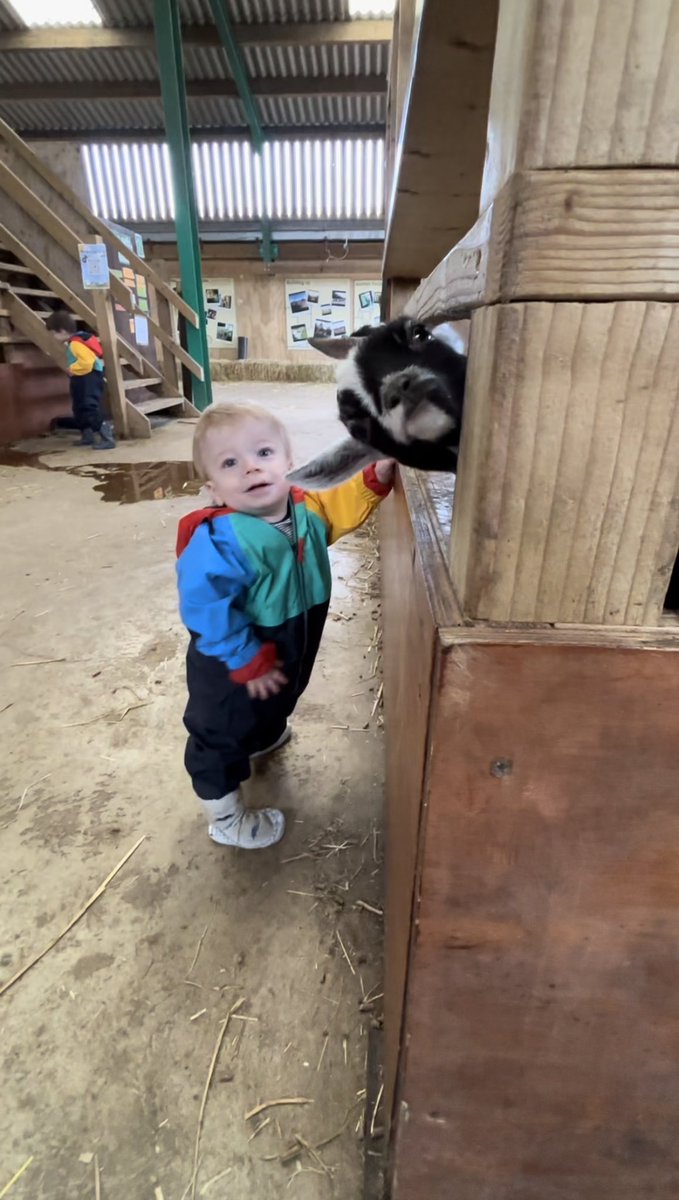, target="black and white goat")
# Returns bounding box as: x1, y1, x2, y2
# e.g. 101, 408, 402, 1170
287, 317, 468, 489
